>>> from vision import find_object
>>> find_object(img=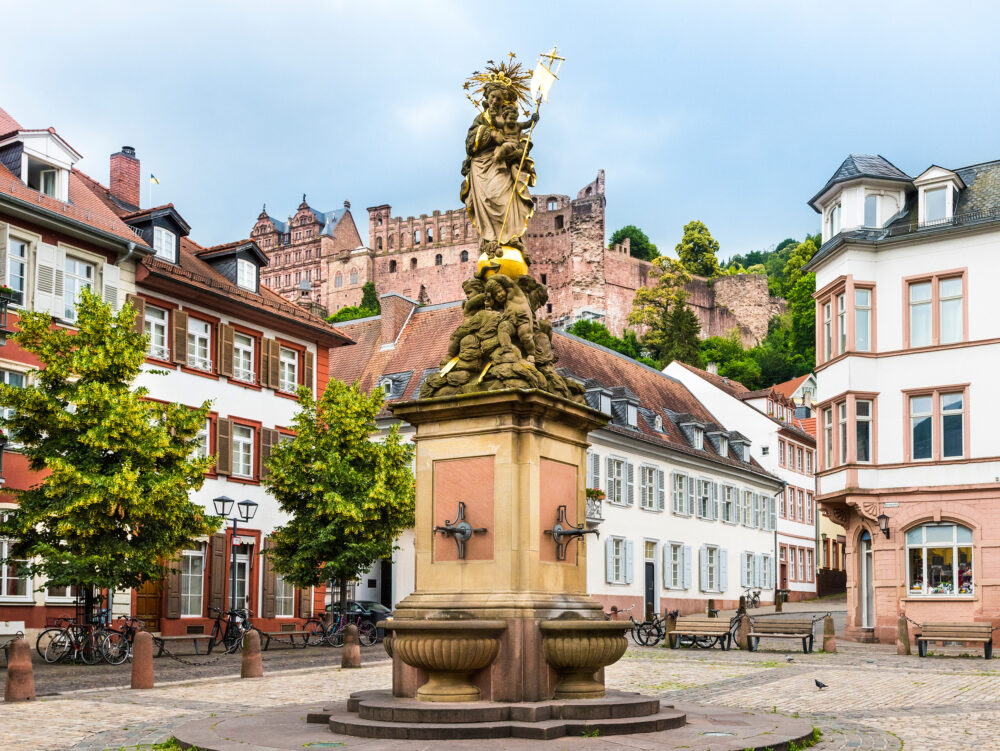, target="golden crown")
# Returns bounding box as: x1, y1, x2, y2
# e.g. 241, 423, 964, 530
464, 54, 532, 112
